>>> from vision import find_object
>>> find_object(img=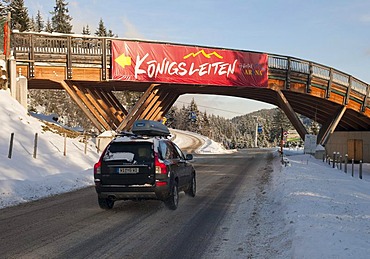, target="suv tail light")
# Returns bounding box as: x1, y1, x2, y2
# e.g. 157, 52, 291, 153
94, 160, 101, 174
154, 152, 167, 174
94, 145, 108, 175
